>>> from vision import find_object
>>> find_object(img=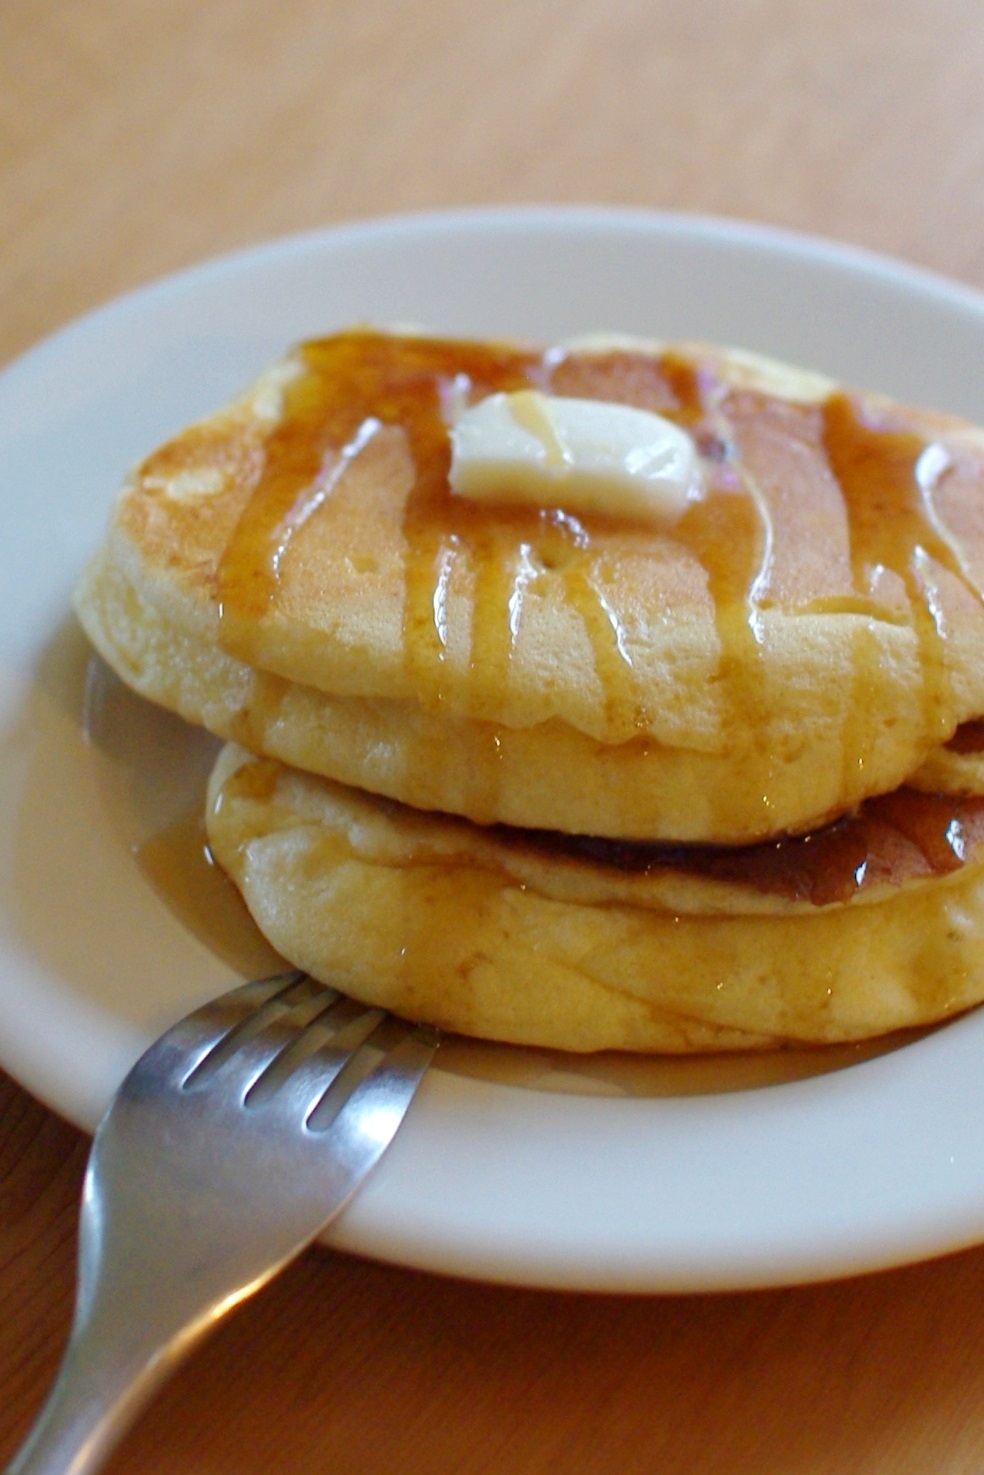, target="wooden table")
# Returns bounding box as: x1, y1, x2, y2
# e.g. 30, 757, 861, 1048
5, 1, 984, 1469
